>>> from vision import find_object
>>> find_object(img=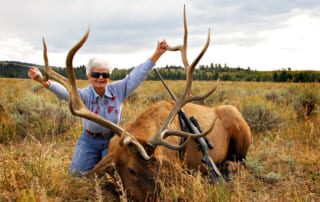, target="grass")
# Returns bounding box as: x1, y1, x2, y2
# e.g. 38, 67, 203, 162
0, 78, 319, 201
